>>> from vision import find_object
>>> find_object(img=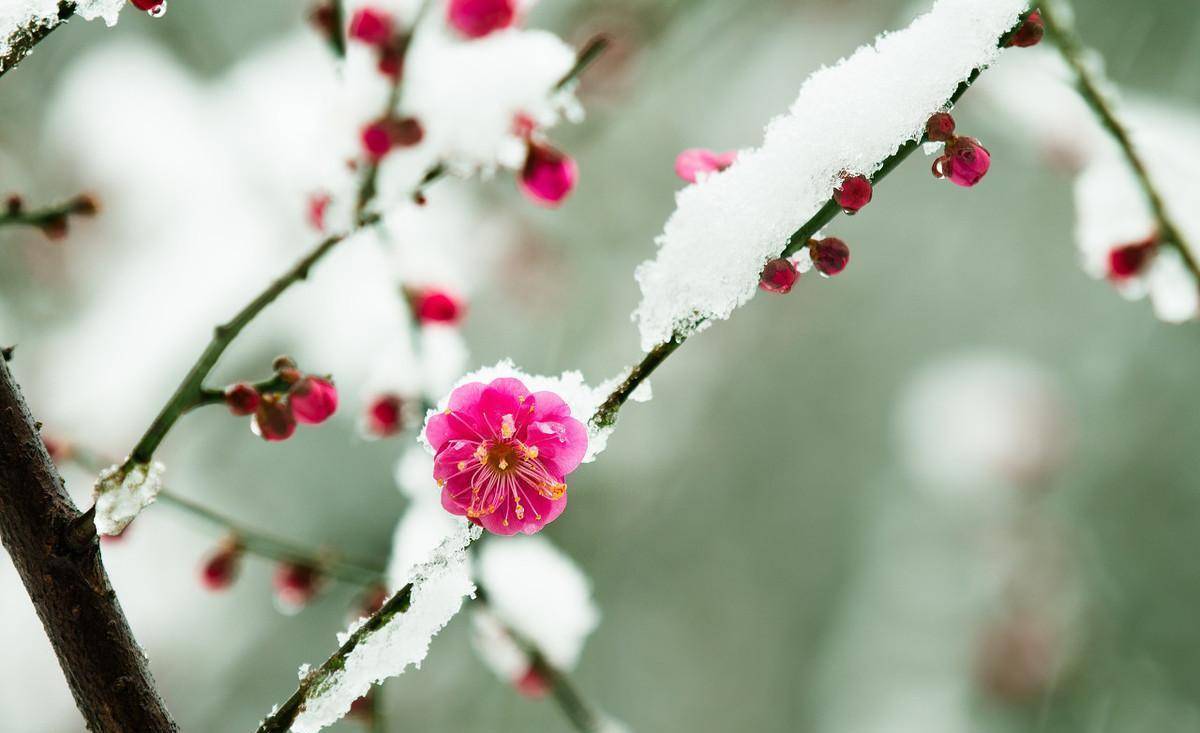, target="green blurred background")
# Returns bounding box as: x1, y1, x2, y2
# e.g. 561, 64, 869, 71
3, 1, 1200, 731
